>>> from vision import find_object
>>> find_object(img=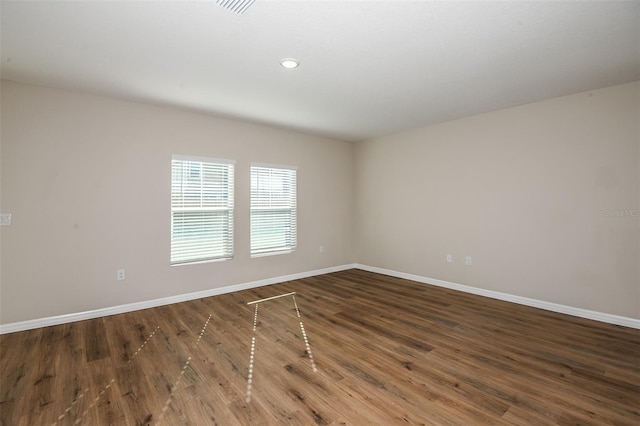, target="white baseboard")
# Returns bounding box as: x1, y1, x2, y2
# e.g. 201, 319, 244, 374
3, 263, 638, 333
354, 264, 640, 330
0, 263, 357, 335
